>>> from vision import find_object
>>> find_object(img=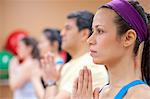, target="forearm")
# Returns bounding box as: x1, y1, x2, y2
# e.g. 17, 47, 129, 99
9, 67, 30, 90
9, 73, 29, 90
34, 87, 45, 99
45, 85, 58, 99
31, 77, 45, 99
